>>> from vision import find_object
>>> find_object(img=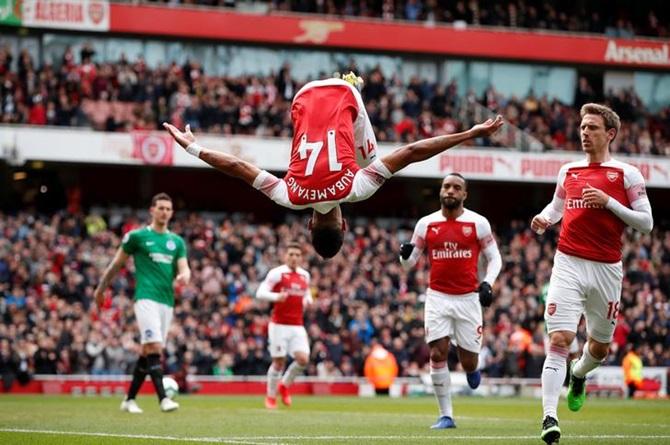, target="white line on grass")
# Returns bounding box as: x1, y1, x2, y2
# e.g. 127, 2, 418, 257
286, 409, 670, 429
2, 429, 670, 442
225, 435, 670, 441
0, 428, 287, 445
